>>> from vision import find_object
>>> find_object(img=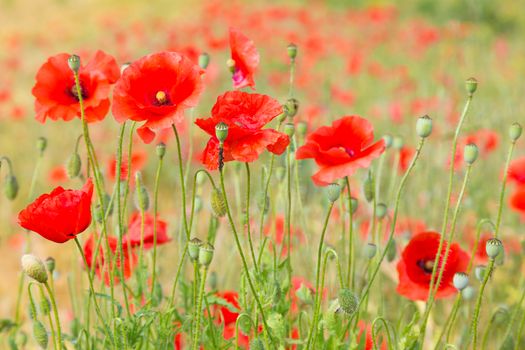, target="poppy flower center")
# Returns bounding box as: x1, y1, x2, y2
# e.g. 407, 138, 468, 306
338, 147, 355, 157
155, 91, 170, 105
417, 259, 434, 274
69, 84, 88, 101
